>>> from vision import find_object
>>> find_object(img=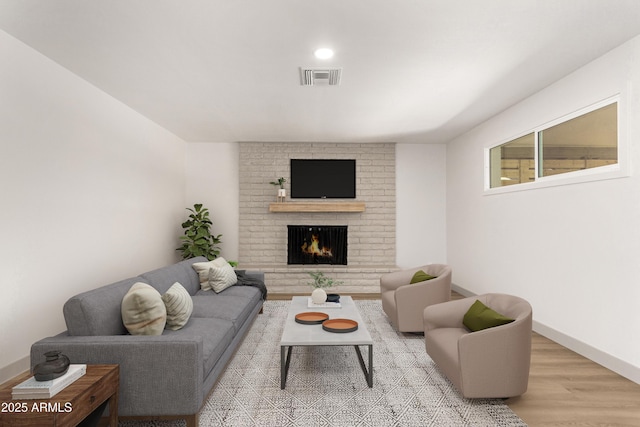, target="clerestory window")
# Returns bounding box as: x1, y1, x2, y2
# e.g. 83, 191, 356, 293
487, 99, 619, 190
